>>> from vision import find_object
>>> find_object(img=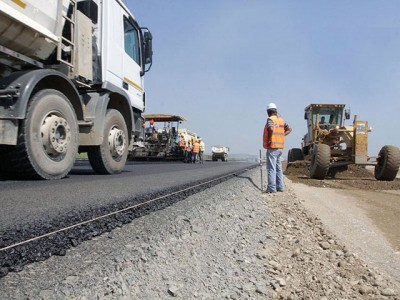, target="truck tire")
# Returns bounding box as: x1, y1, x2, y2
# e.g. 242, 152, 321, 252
2, 89, 78, 179
88, 109, 128, 174
374, 145, 400, 181
310, 144, 331, 180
